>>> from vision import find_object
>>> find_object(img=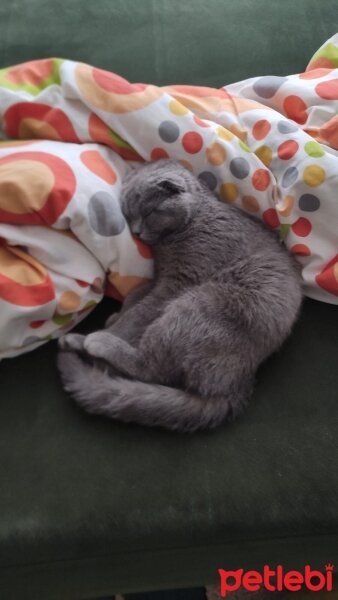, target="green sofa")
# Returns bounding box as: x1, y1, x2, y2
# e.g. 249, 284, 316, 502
0, 1, 337, 598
